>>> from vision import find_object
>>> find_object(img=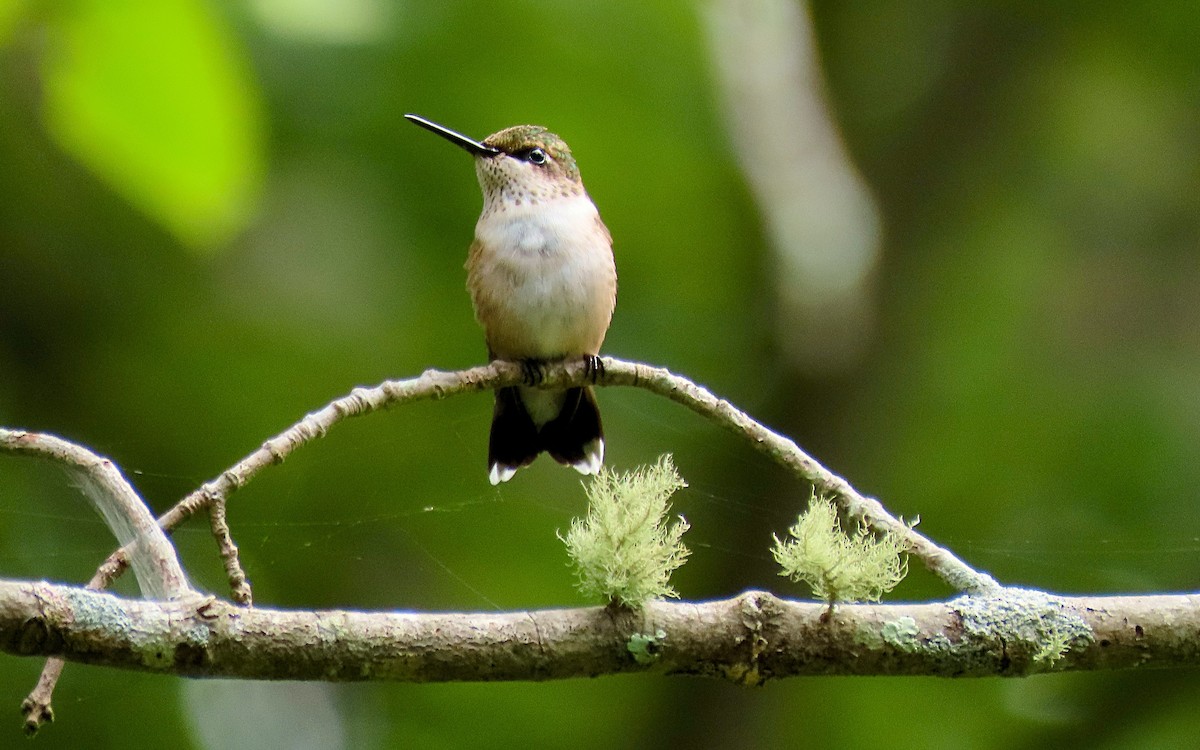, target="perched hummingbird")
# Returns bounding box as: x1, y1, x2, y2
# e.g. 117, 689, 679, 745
405, 114, 617, 485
